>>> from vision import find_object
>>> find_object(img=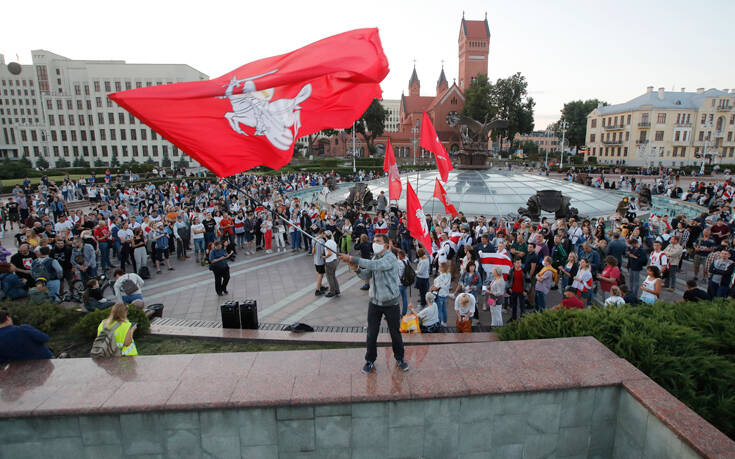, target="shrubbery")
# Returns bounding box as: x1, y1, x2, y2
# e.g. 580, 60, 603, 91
498, 300, 735, 438
72, 306, 150, 340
